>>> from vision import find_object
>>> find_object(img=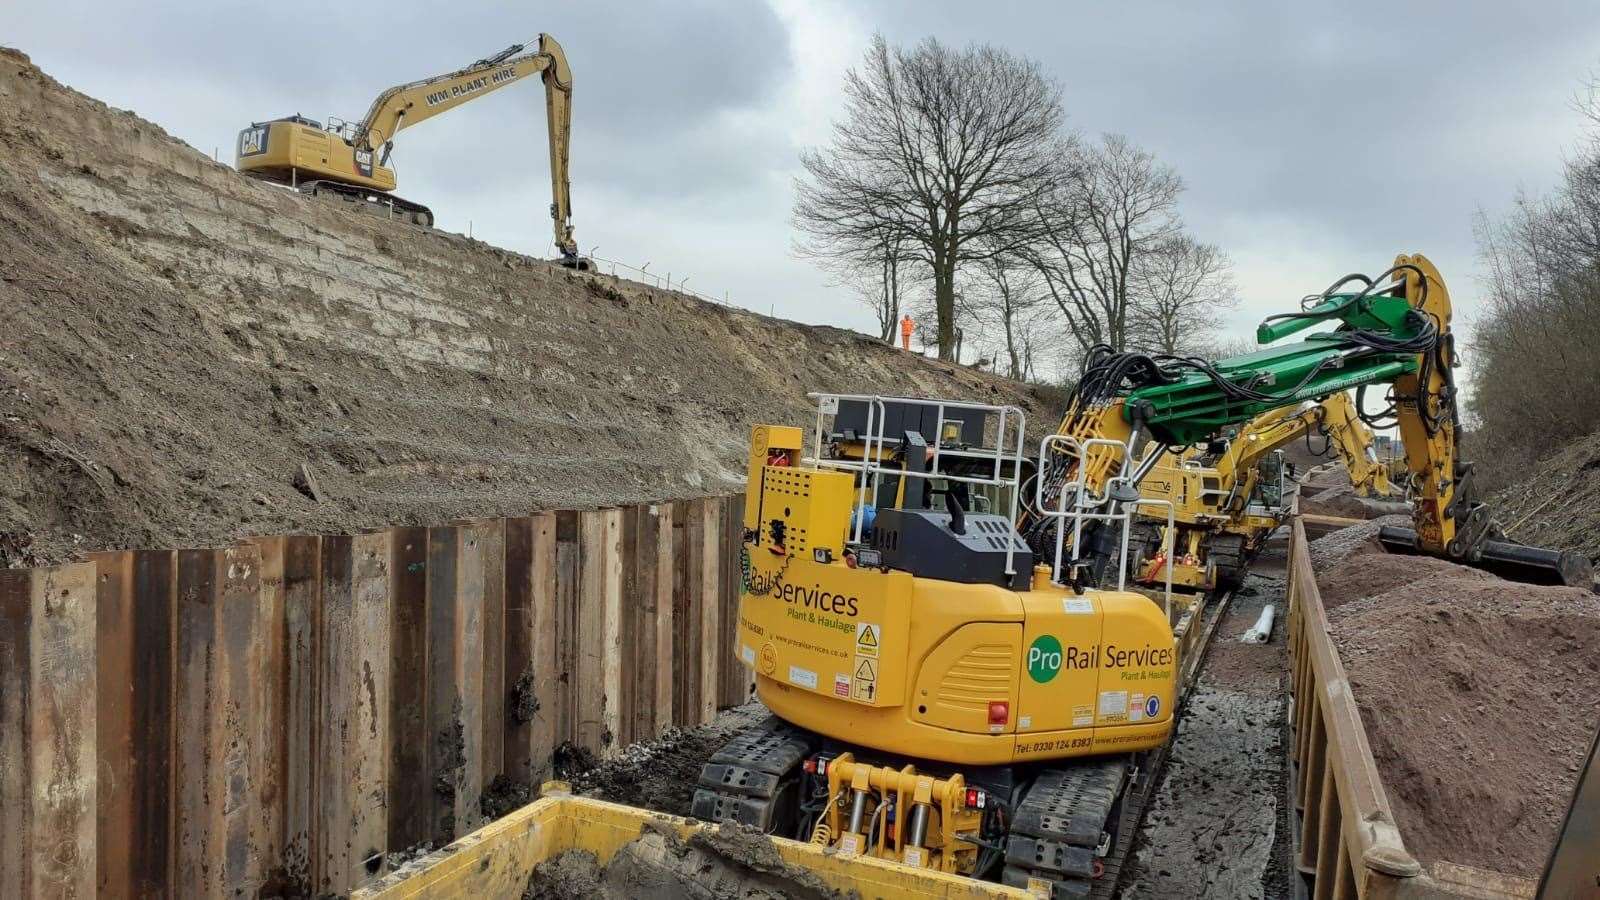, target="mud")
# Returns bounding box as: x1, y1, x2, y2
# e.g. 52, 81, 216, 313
1121, 564, 1293, 899
556, 702, 769, 817
522, 821, 847, 900
1298, 482, 1409, 521
1315, 538, 1494, 611
0, 49, 1050, 566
